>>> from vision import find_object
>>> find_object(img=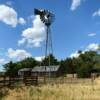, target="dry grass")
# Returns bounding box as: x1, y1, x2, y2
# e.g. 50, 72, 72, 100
1, 78, 100, 100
